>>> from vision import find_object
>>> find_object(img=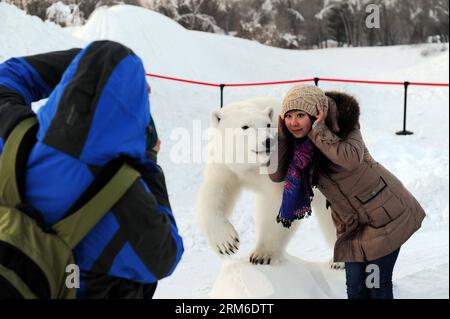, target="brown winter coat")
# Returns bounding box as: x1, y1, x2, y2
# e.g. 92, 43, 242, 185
270, 92, 426, 262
